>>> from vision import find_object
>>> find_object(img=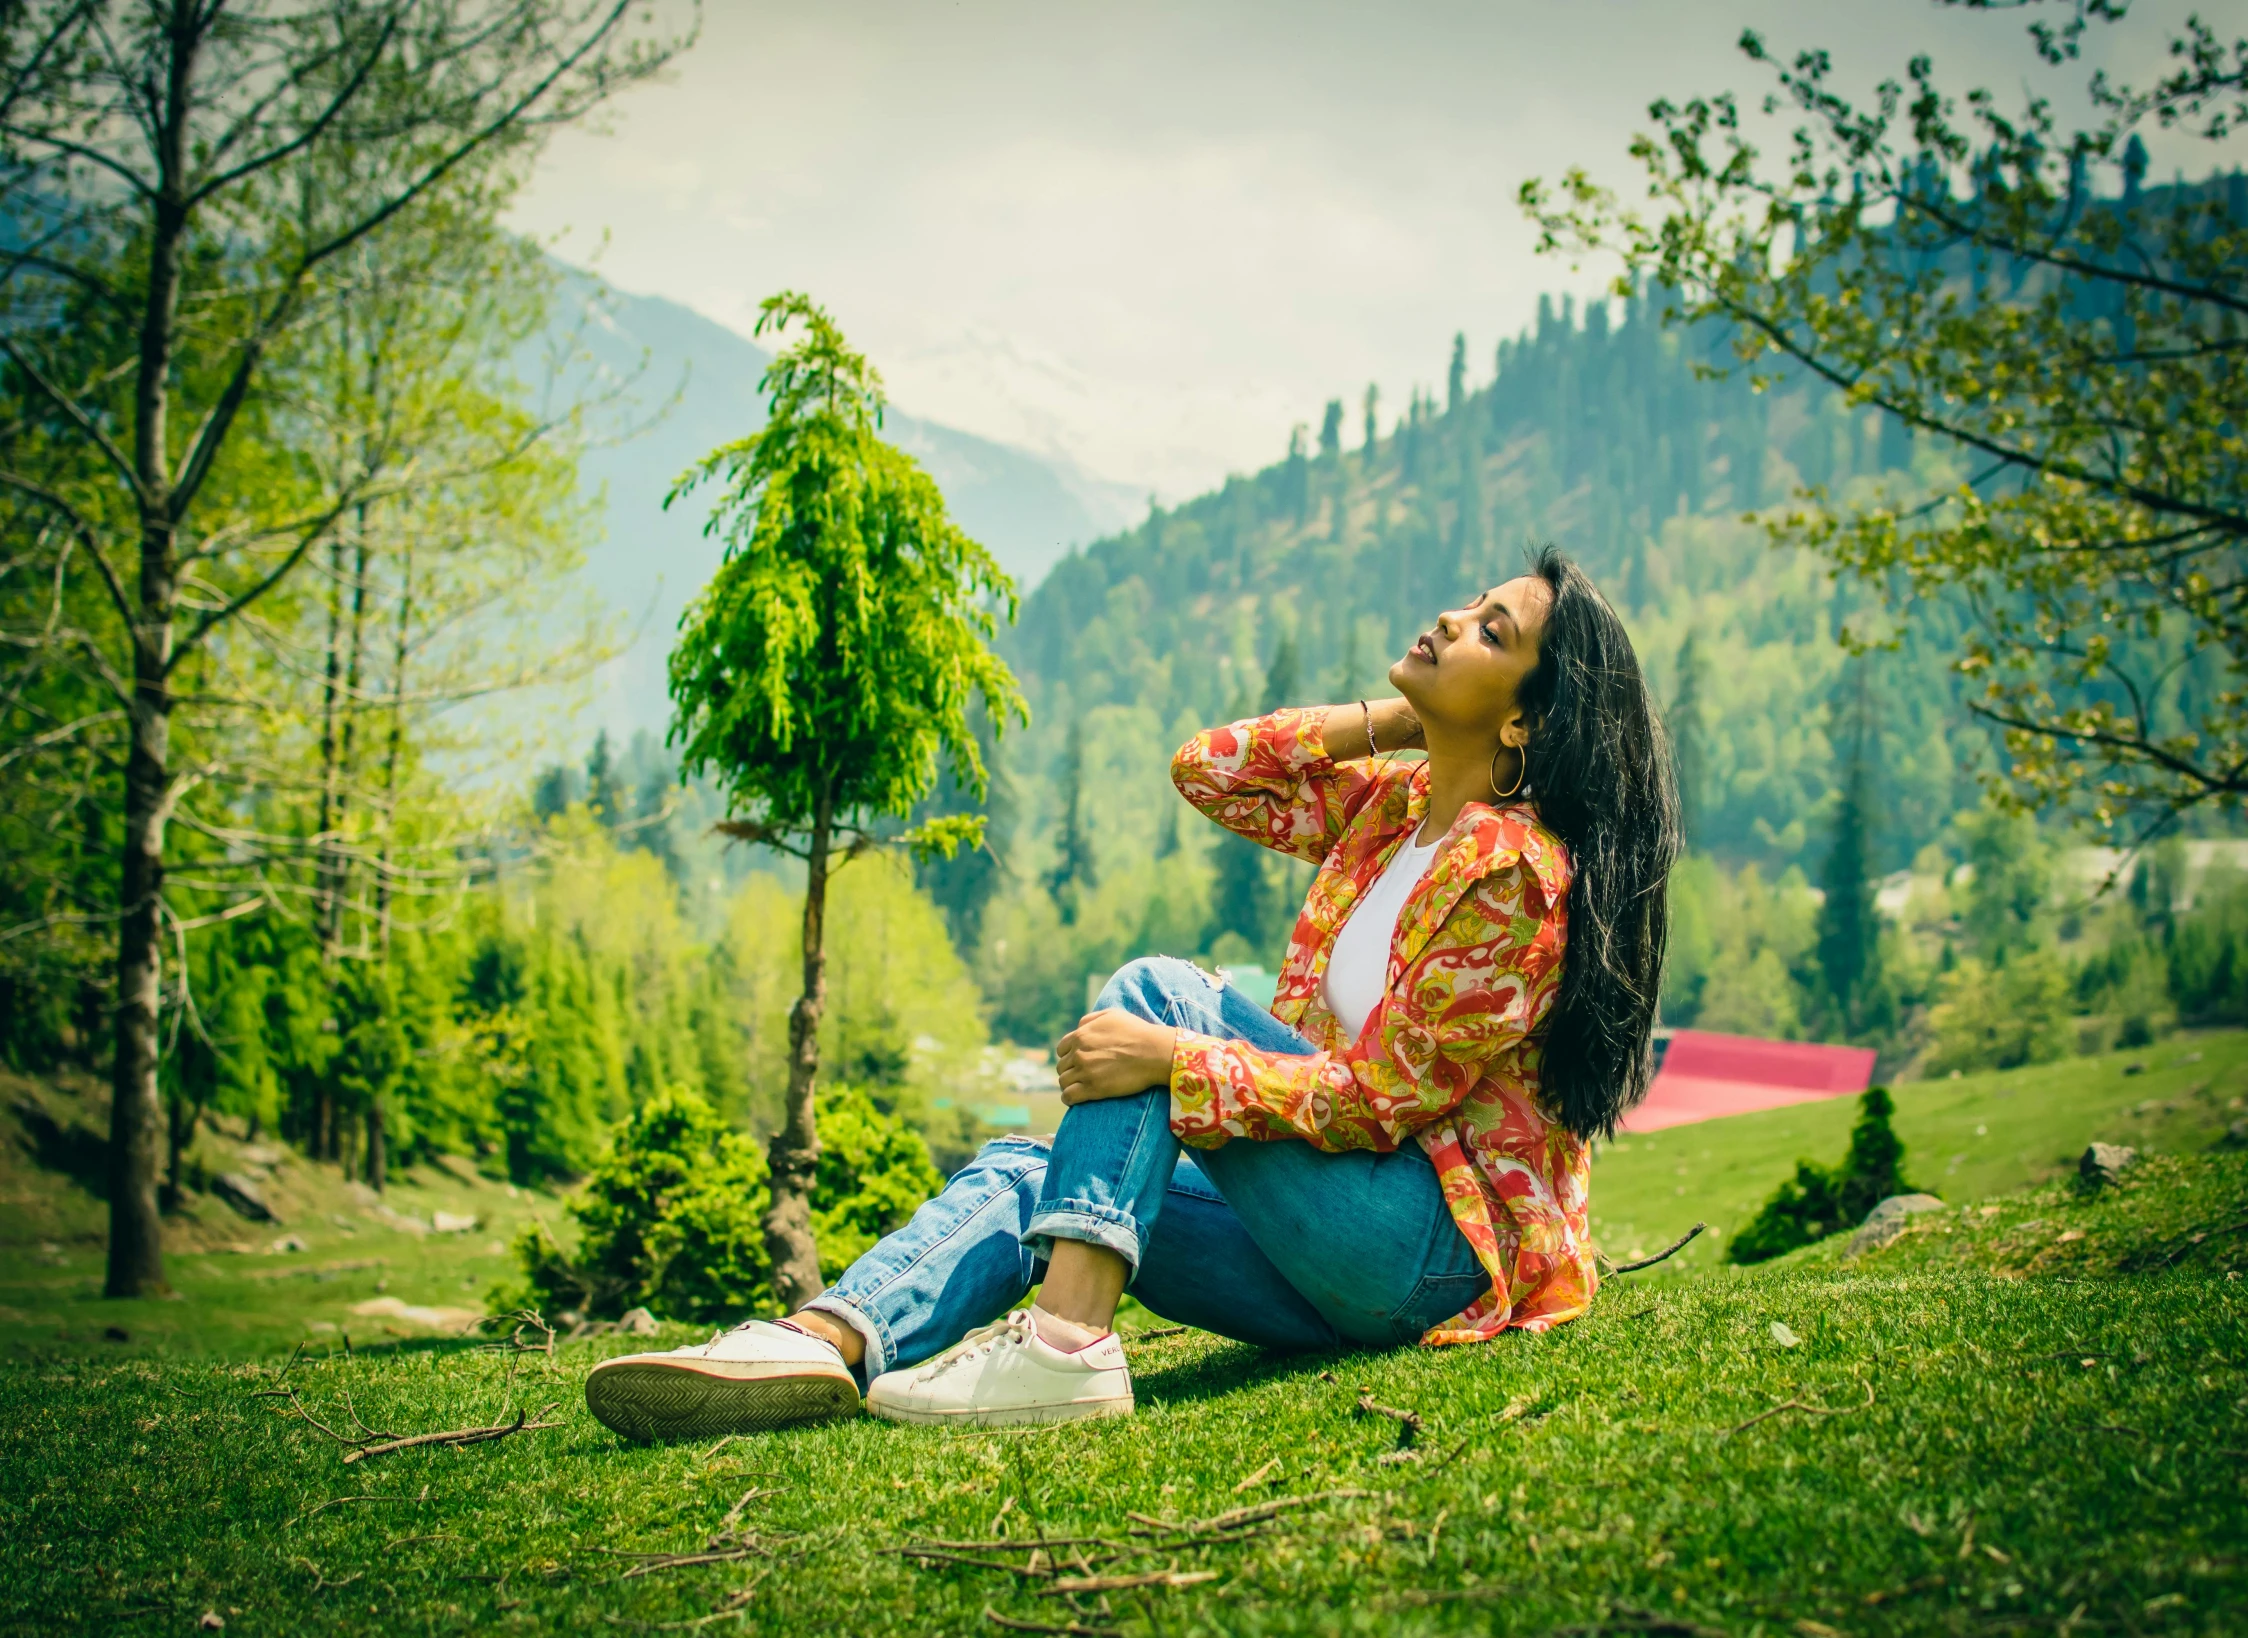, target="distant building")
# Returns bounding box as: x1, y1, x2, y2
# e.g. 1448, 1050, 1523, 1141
1625, 1029, 1876, 1133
